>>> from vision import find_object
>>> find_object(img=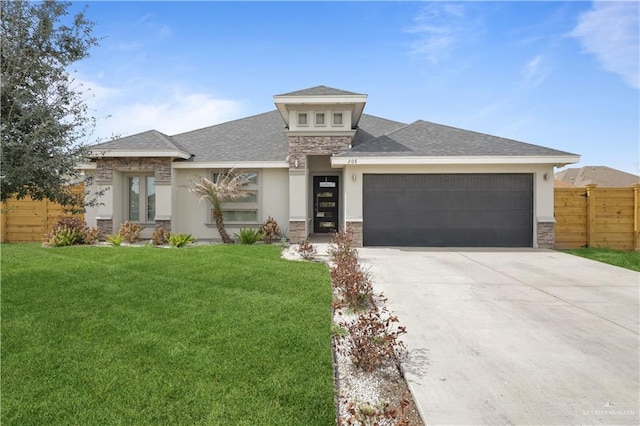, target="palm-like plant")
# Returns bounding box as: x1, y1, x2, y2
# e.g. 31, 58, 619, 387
188, 169, 256, 243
